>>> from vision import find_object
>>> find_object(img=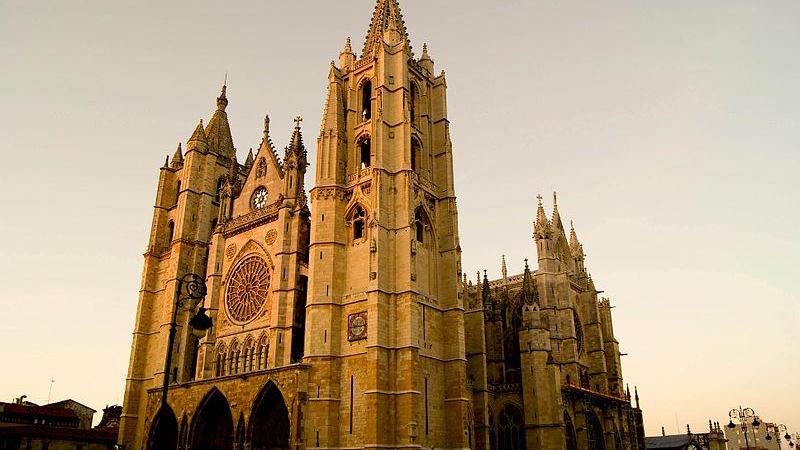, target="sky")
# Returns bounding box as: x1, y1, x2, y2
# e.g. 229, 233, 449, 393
0, 0, 798, 436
